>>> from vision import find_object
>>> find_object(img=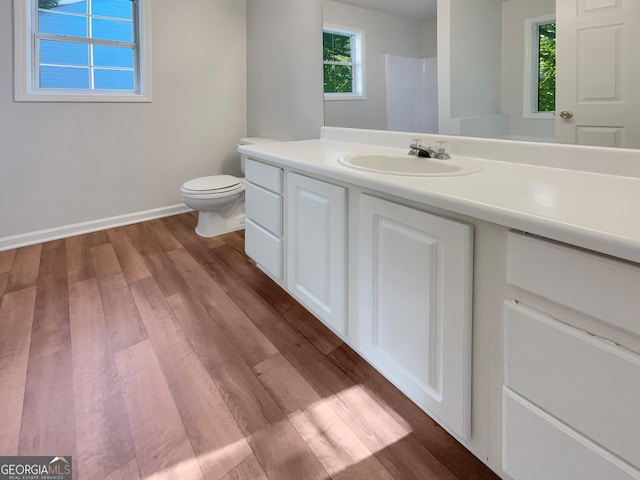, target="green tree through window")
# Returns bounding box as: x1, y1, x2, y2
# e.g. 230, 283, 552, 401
538, 22, 556, 112
38, 0, 61, 9
323, 31, 353, 93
